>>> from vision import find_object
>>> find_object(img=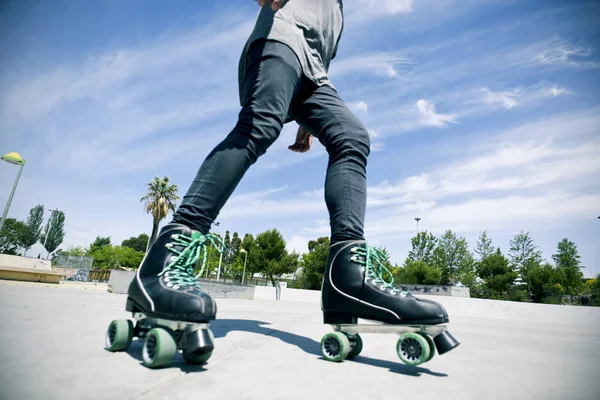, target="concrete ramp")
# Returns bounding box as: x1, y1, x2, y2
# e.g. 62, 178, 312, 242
0, 281, 598, 400
0, 254, 63, 284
